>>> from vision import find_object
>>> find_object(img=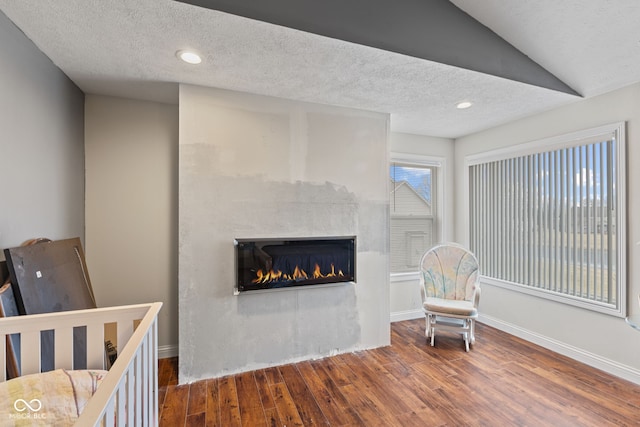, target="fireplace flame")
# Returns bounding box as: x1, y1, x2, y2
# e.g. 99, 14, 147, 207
292, 265, 308, 280
252, 263, 345, 284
